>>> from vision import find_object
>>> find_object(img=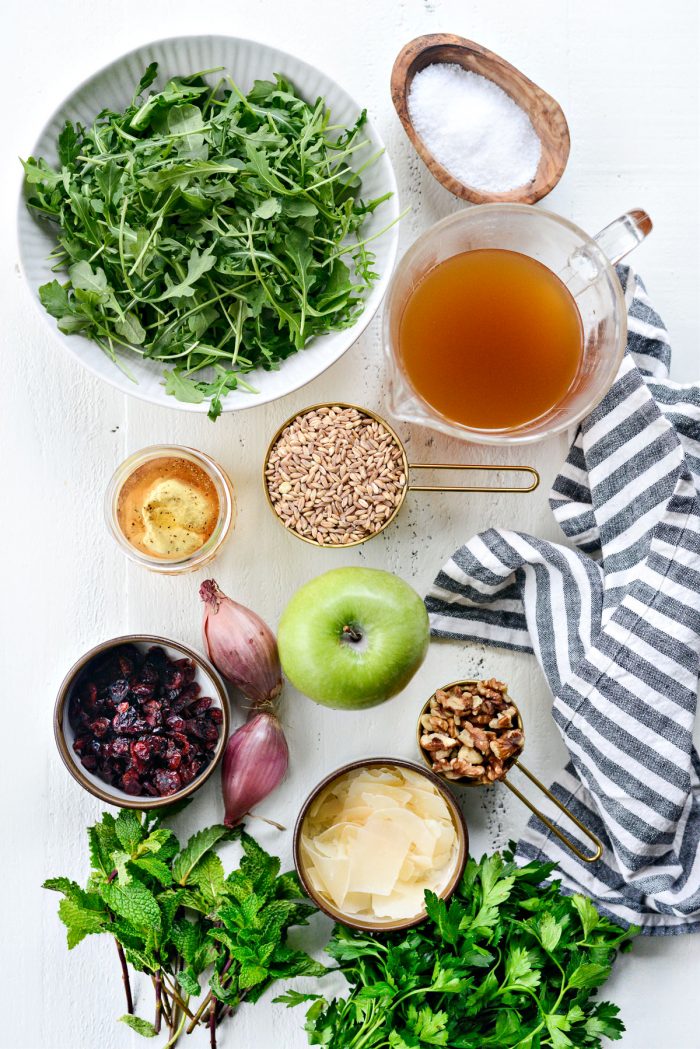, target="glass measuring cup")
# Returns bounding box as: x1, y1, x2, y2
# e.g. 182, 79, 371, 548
384, 204, 652, 445
416, 679, 602, 863
263, 403, 539, 548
